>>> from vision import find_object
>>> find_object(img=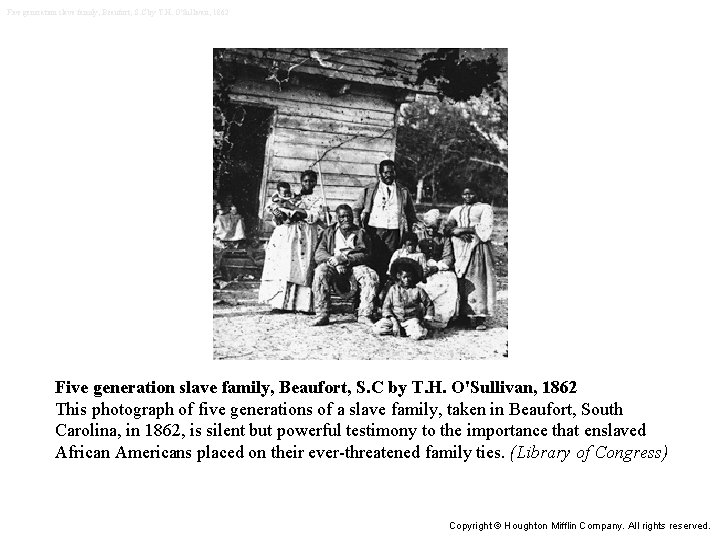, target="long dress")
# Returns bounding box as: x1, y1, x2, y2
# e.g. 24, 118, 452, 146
418, 234, 458, 328
257, 193, 324, 312
448, 203, 496, 318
